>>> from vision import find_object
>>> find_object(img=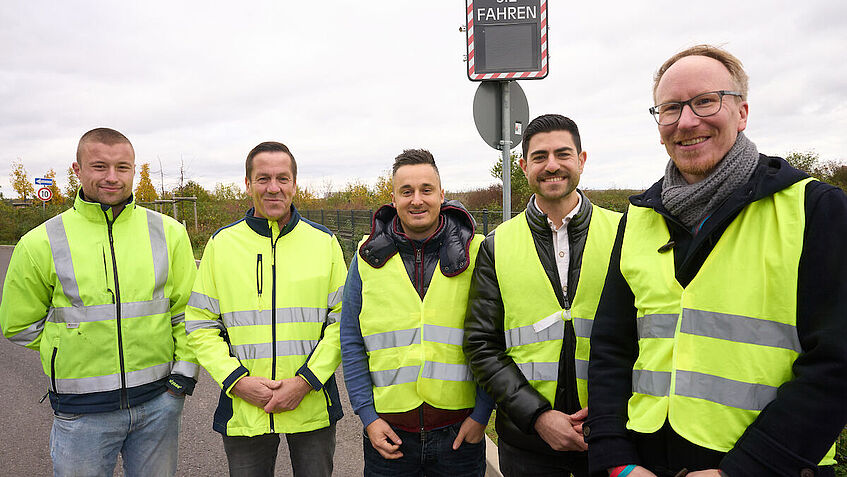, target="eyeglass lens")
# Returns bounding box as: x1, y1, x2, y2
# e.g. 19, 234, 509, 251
655, 92, 724, 125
